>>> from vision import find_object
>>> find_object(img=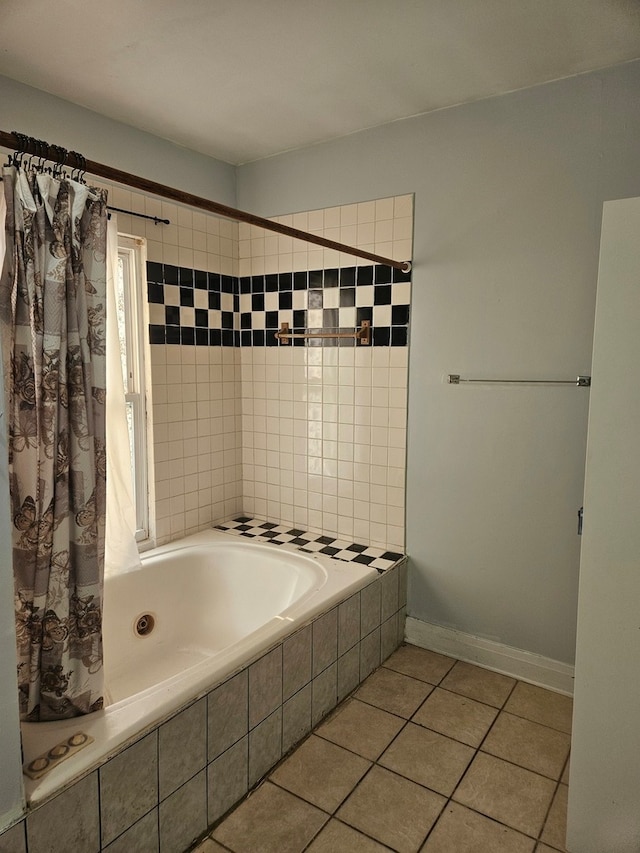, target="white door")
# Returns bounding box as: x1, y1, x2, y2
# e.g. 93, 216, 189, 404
567, 196, 640, 852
